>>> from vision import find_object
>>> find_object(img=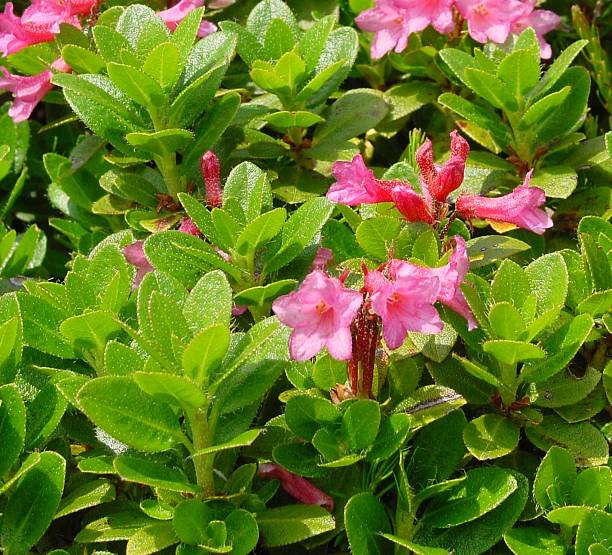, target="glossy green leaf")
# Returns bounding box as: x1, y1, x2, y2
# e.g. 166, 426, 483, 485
257, 505, 335, 548
345, 493, 391, 555
114, 455, 199, 494
463, 414, 520, 460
